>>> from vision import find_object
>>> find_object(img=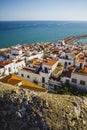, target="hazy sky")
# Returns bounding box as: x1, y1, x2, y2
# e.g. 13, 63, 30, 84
0, 0, 87, 21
